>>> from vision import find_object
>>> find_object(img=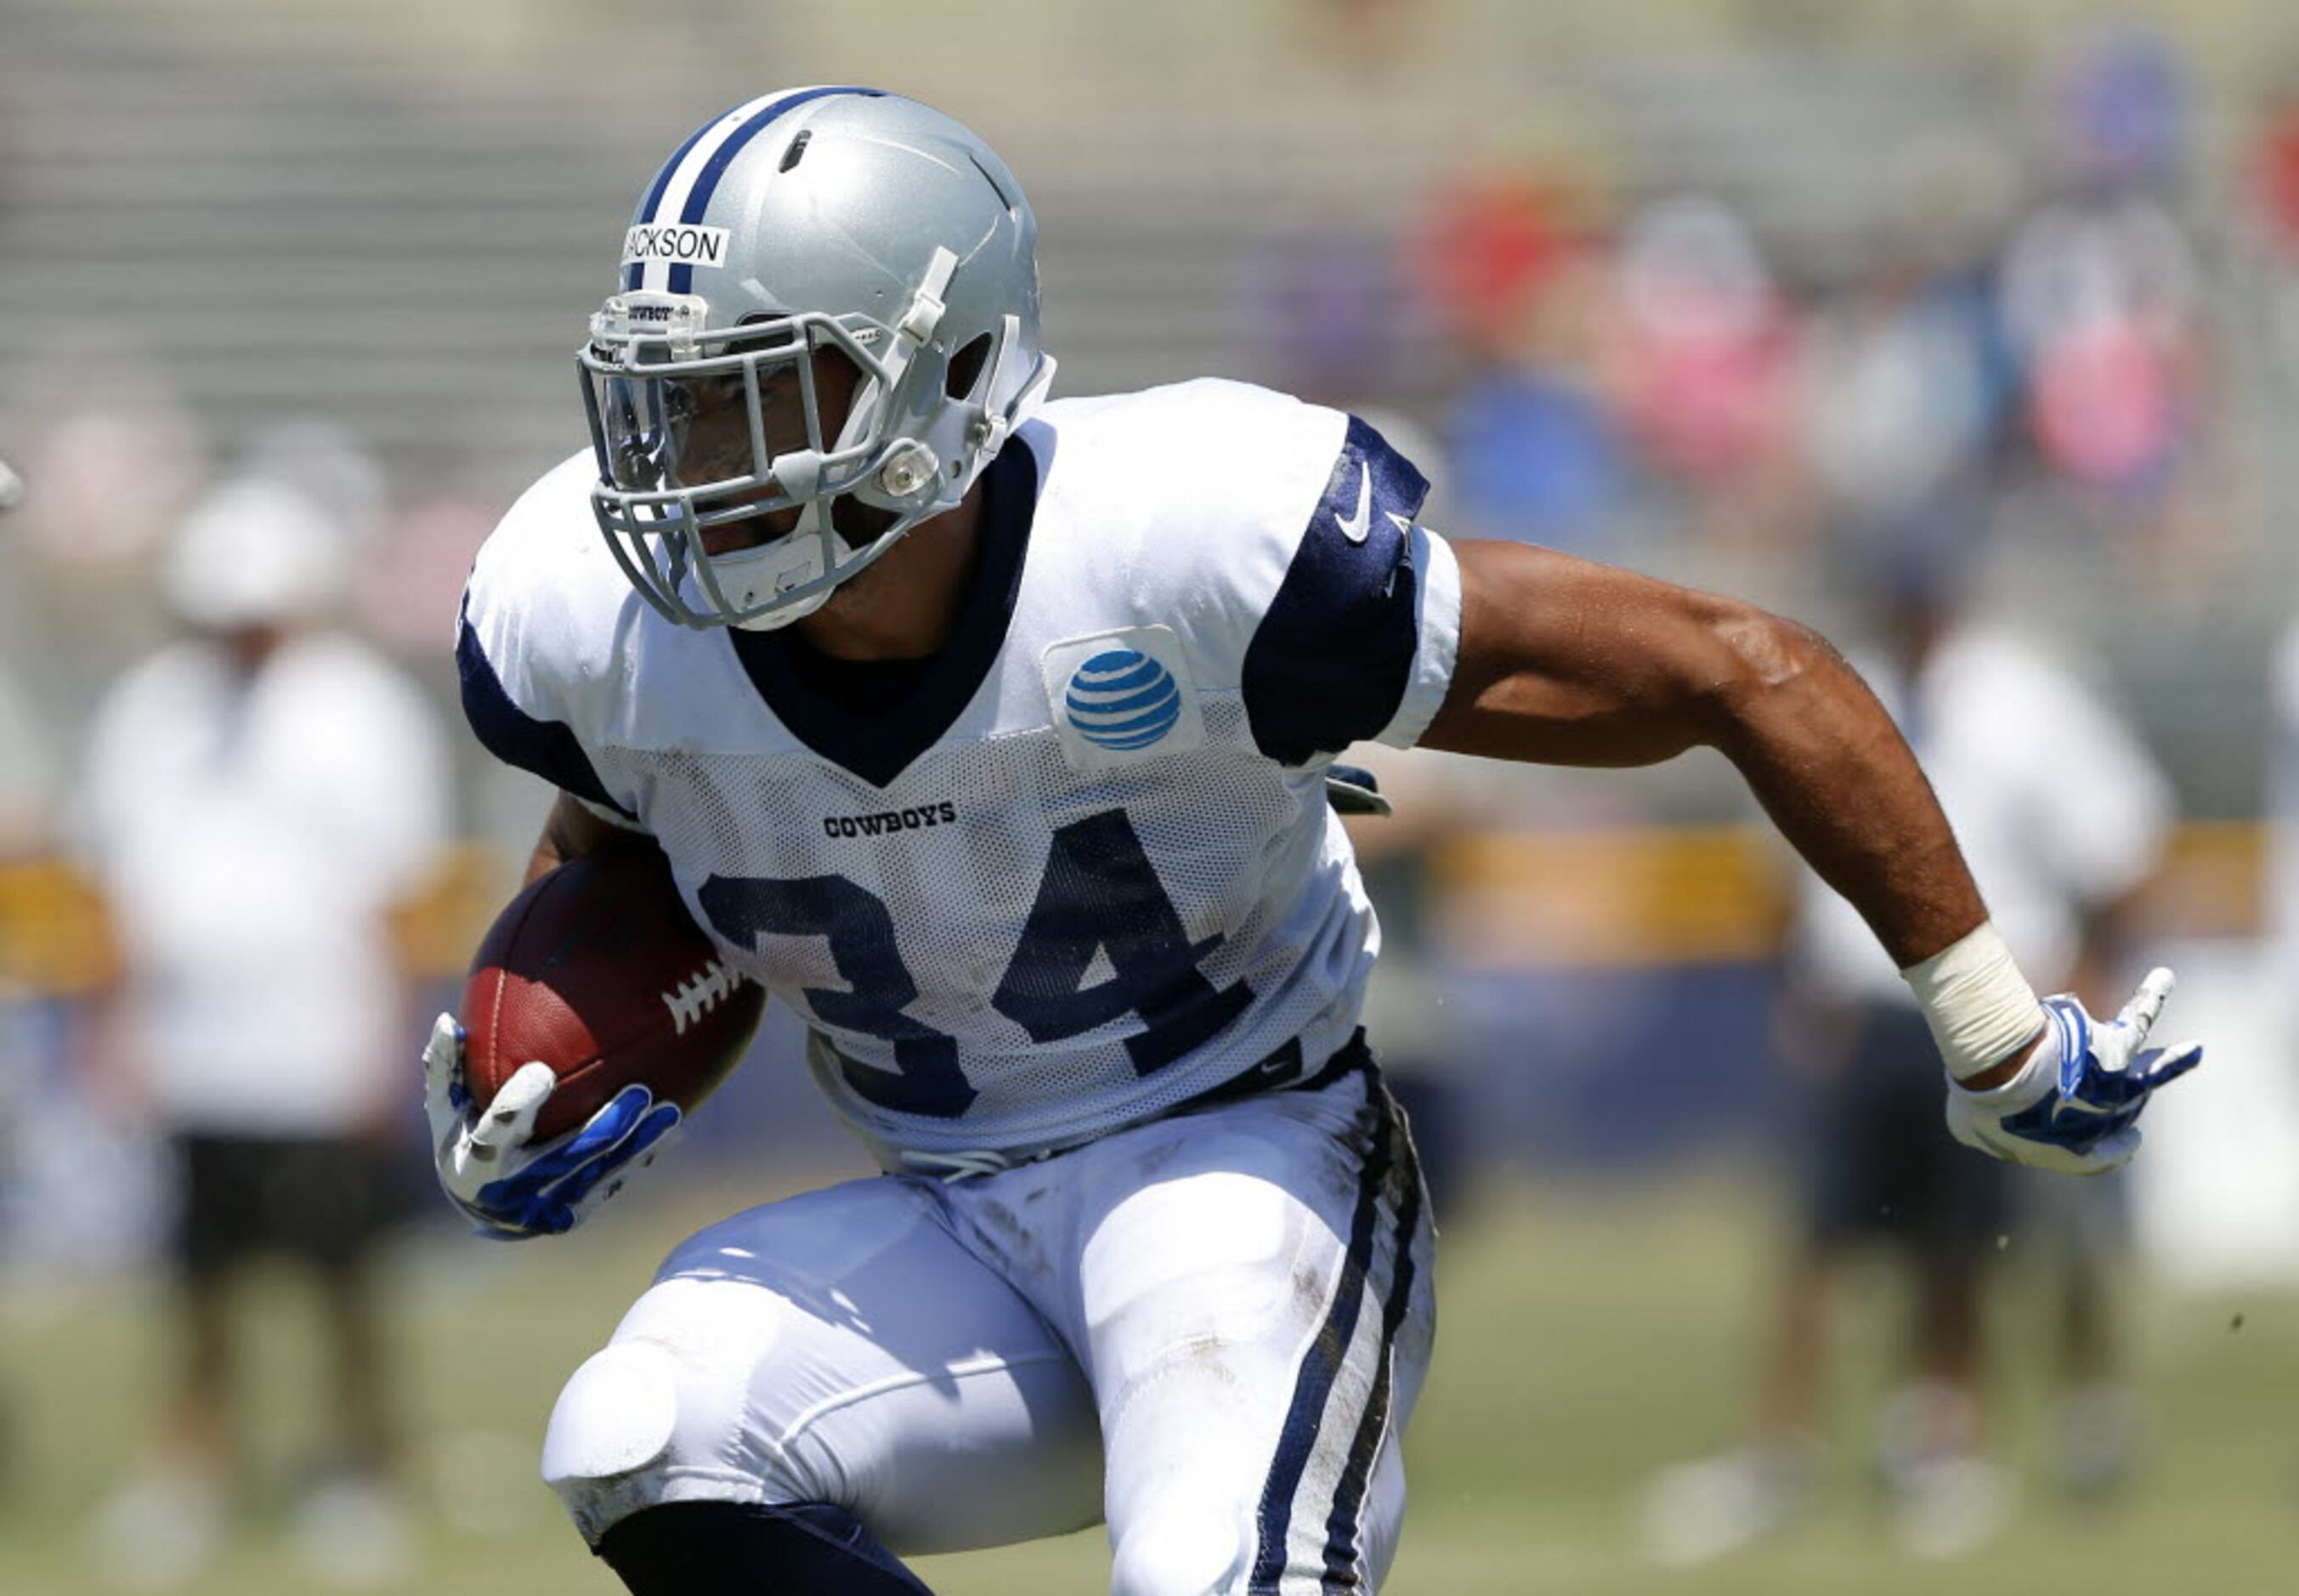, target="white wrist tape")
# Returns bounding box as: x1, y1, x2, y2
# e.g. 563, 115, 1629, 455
1899, 920, 2048, 1083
